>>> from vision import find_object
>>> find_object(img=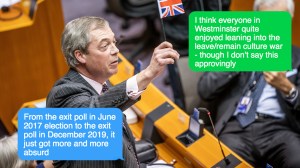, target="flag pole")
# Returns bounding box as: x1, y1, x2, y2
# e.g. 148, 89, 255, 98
160, 18, 167, 41
156, 0, 185, 42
